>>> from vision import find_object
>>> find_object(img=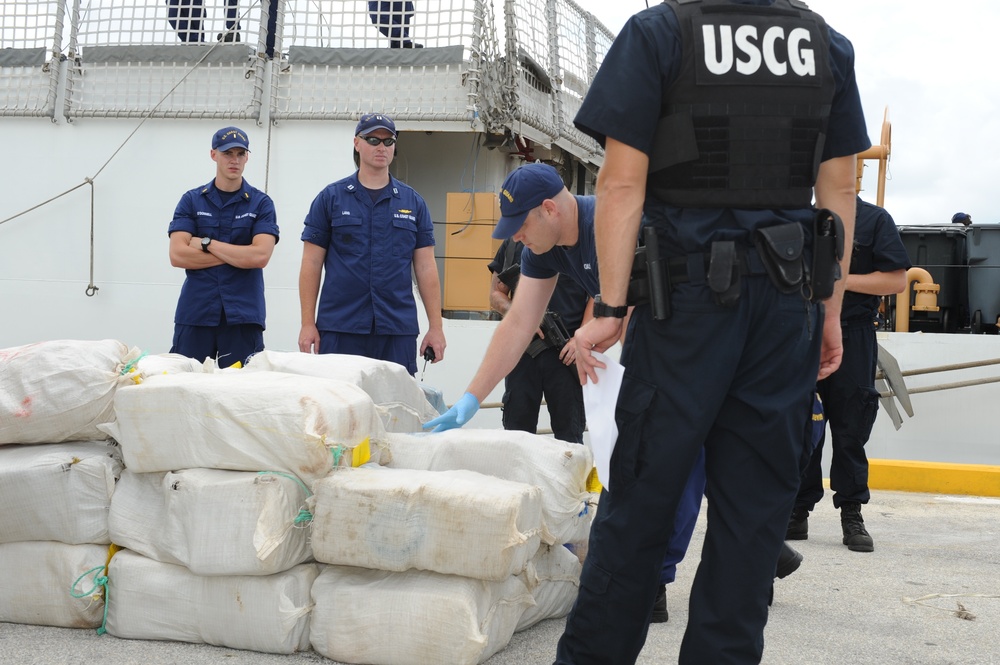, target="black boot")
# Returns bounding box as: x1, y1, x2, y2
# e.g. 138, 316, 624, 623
651, 584, 668, 623
840, 502, 874, 552
775, 542, 803, 579
786, 506, 809, 540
